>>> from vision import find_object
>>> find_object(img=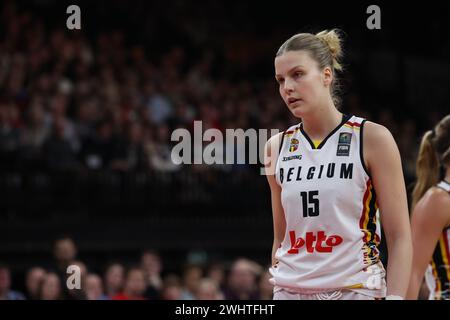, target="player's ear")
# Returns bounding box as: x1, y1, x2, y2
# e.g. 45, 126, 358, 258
322, 67, 333, 87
